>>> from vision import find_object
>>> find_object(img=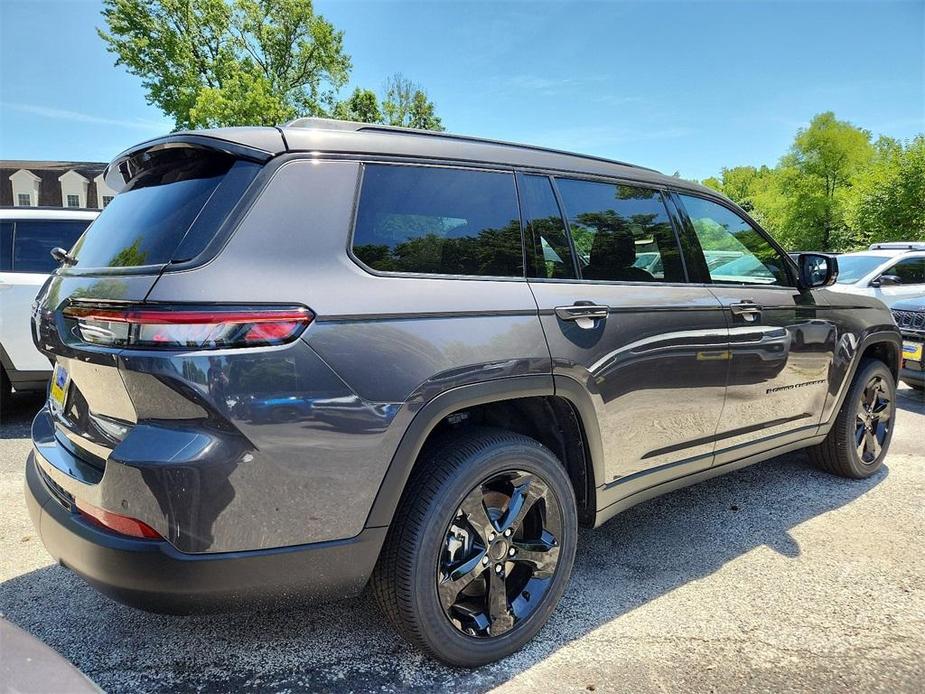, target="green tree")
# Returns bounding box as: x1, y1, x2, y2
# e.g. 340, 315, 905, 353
381, 73, 443, 131
99, 0, 352, 129
701, 112, 880, 252
332, 87, 382, 124
779, 112, 874, 250
846, 136, 925, 245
